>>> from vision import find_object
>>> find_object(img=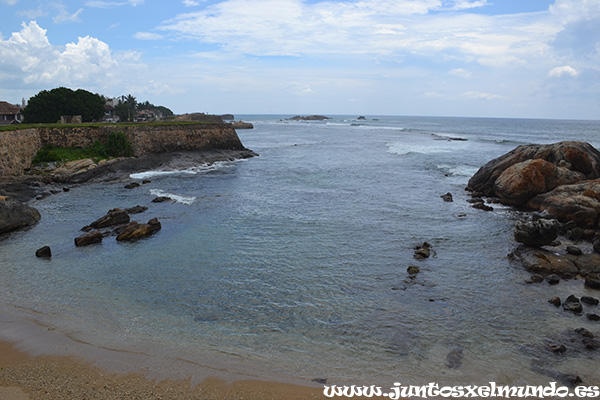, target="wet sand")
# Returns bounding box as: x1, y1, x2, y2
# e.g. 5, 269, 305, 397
0, 340, 330, 400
